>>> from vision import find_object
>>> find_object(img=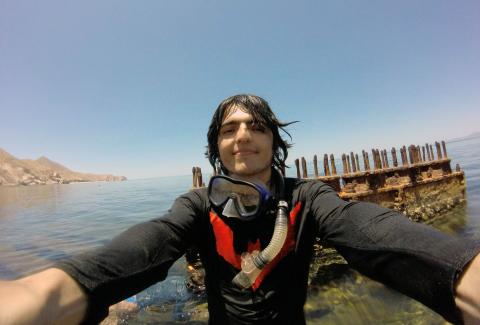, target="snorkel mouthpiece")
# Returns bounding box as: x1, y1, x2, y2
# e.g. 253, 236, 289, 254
232, 200, 289, 289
